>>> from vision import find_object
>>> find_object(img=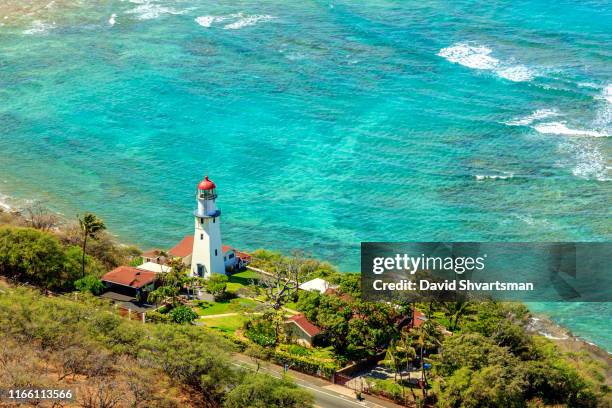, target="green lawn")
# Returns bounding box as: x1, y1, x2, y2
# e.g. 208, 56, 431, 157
201, 315, 247, 334
225, 270, 261, 293
195, 298, 258, 316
